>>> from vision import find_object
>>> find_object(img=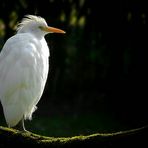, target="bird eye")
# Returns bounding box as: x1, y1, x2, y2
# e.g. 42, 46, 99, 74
39, 26, 43, 30
39, 26, 47, 32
